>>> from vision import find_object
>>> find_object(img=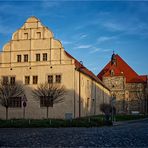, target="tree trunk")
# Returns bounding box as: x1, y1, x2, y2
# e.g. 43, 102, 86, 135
6, 107, 8, 120
23, 107, 25, 119
46, 107, 49, 119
